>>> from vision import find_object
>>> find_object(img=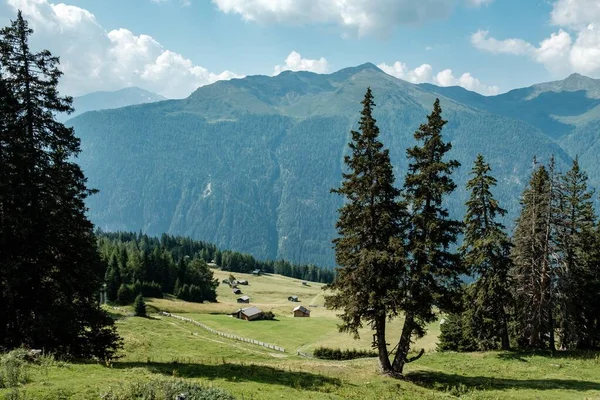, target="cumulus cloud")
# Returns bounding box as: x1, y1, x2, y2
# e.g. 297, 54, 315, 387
211, 0, 457, 37
378, 61, 499, 95
4, 0, 242, 98
471, 0, 600, 78
273, 51, 329, 75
